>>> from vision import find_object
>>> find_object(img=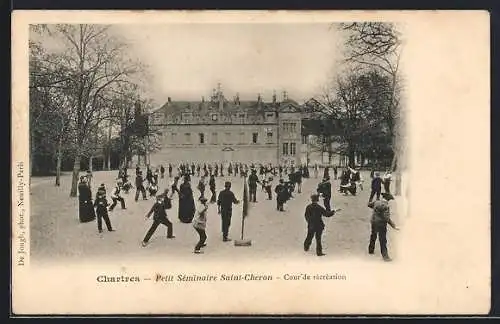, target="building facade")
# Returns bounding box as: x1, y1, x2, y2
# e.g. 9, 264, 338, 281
147, 85, 342, 166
